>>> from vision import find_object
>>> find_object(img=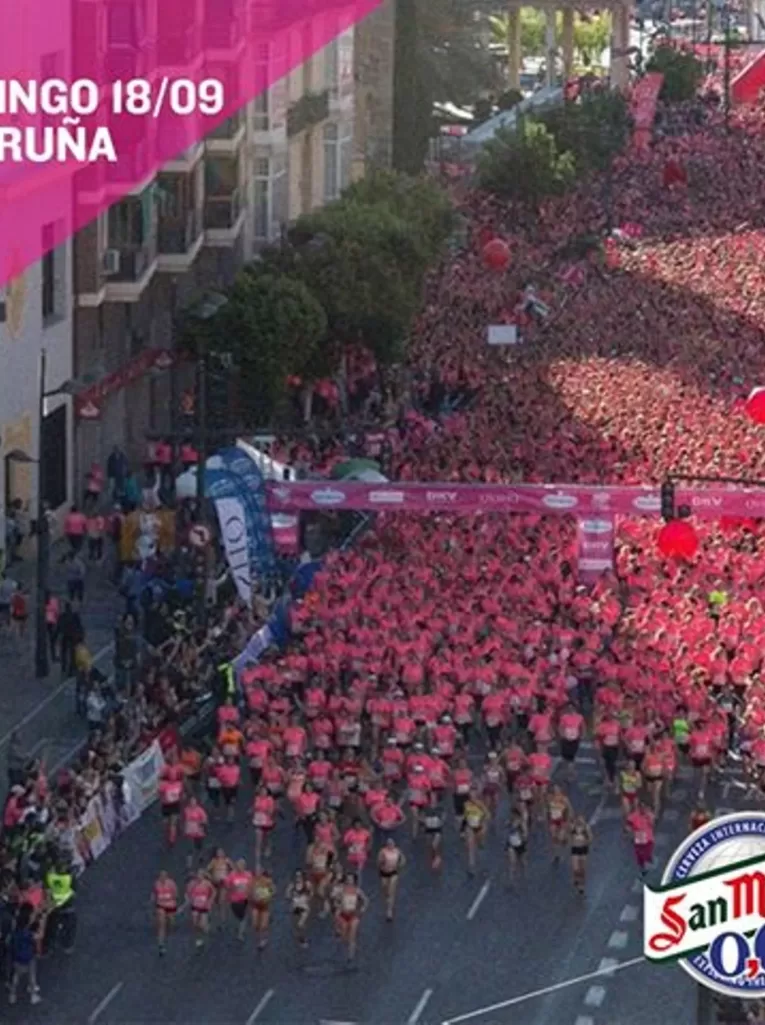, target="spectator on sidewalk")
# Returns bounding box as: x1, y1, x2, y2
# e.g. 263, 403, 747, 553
44, 591, 59, 662
114, 614, 139, 692
86, 511, 105, 562
0, 572, 17, 632
107, 445, 129, 504
10, 587, 28, 643
8, 903, 41, 1006
57, 601, 83, 680
83, 463, 104, 512
85, 685, 106, 736
63, 506, 87, 555
74, 642, 93, 716
64, 552, 86, 604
